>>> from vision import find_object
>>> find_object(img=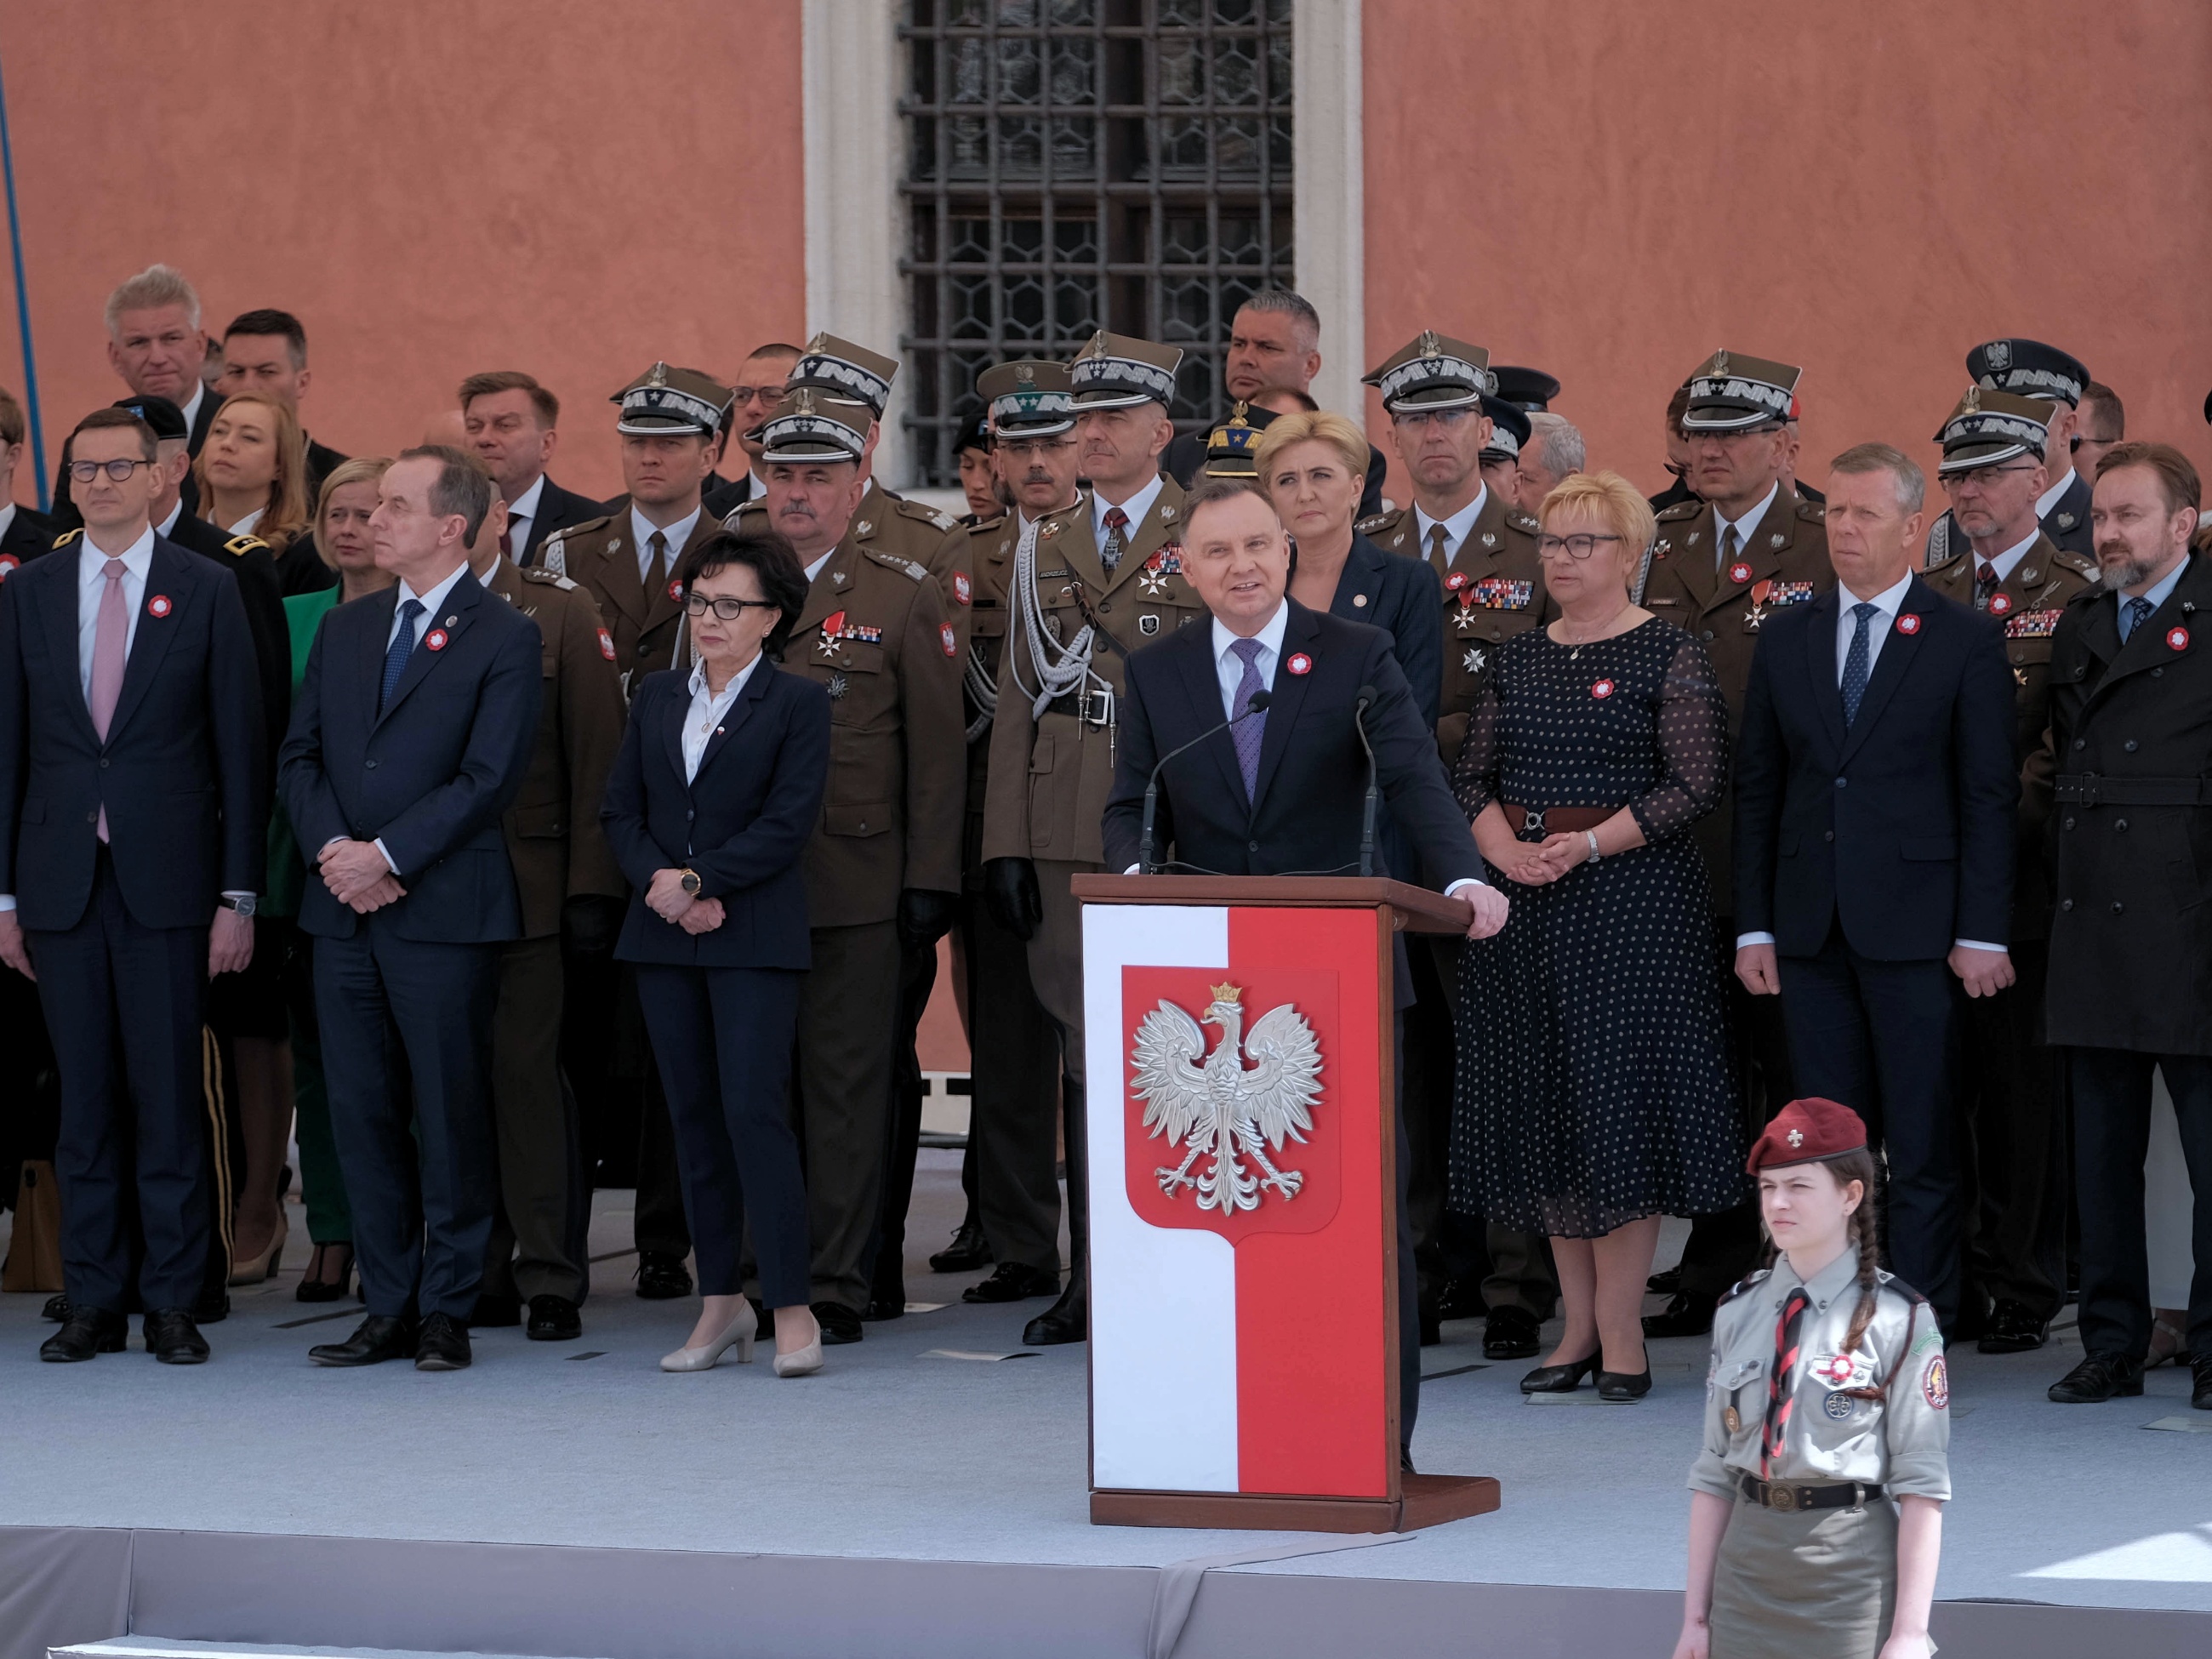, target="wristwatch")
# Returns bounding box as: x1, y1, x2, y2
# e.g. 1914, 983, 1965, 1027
219, 894, 258, 918
679, 869, 702, 898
